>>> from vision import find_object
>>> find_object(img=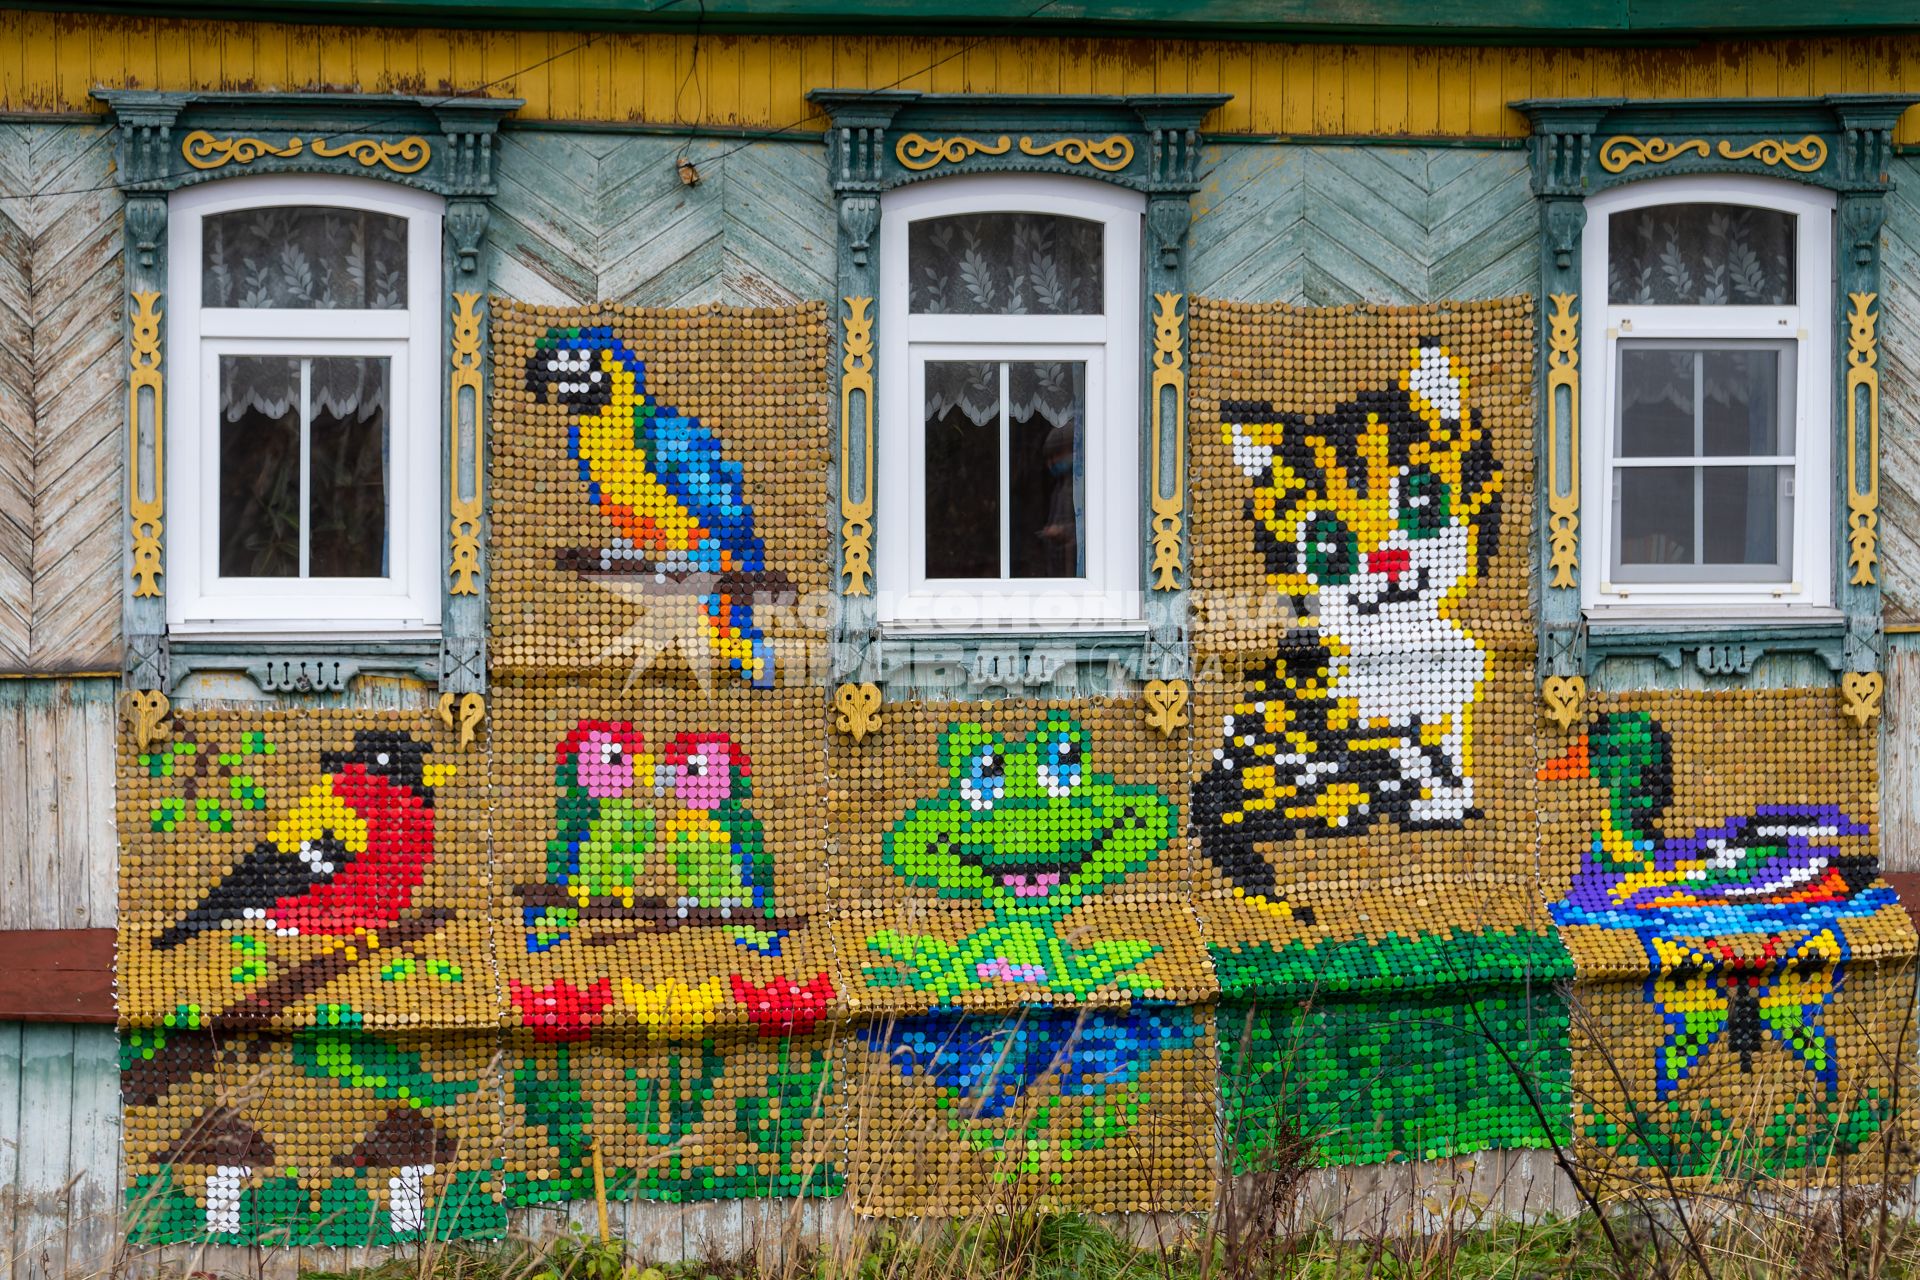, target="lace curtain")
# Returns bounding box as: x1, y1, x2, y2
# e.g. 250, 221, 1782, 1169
923, 360, 1084, 432
203, 206, 408, 310
908, 213, 1103, 315
1607, 204, 1794, 306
